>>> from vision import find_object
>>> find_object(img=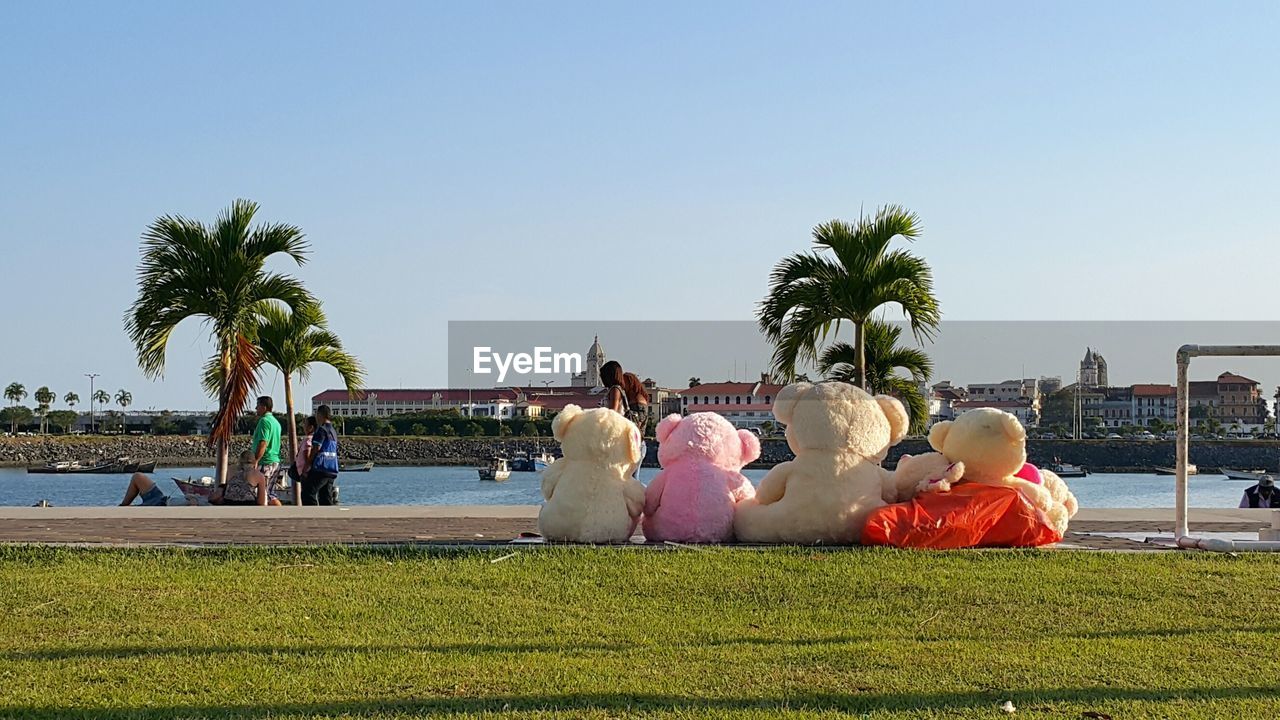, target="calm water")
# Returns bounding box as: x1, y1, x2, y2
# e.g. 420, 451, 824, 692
0, 466, 1259, 508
